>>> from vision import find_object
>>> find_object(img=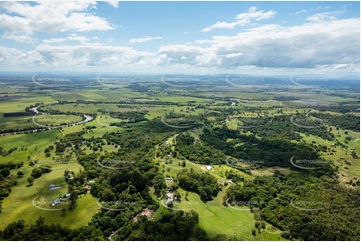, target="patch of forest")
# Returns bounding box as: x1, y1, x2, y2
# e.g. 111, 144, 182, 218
224, 173, 360, 240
